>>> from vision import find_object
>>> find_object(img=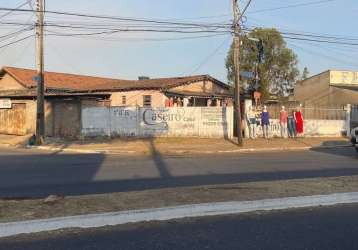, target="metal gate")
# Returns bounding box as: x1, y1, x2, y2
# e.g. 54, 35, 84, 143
351, 105, 358, 128
0, 103, 26, 135
53, 100, 81, 138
